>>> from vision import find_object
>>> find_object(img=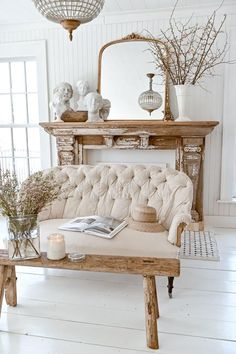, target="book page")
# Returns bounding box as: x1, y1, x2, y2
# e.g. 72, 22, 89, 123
85, 217, 121, 234
60, 217, 97, 231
